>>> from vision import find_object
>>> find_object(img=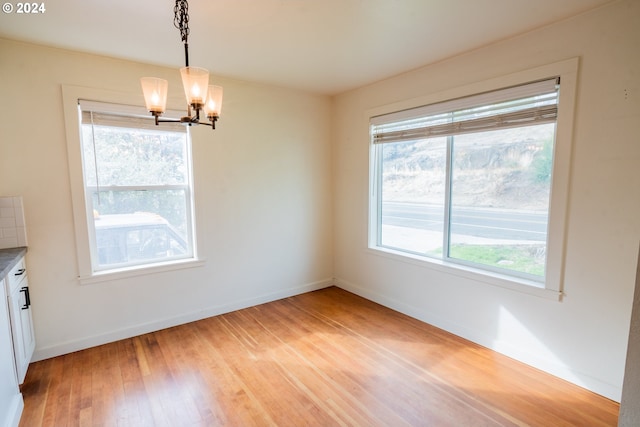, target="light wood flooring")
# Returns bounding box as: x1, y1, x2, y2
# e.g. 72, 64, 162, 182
19, 287, 619, 426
